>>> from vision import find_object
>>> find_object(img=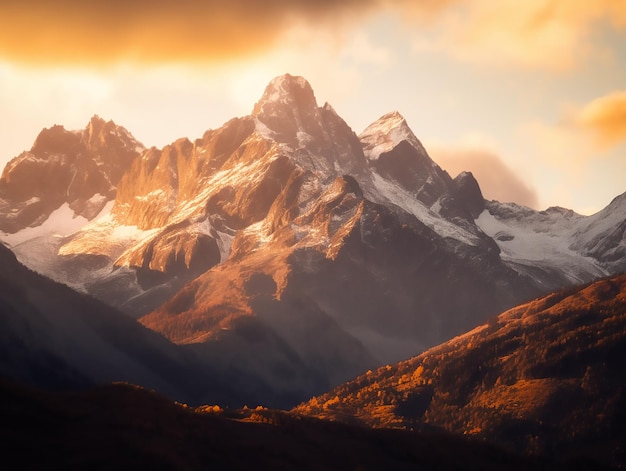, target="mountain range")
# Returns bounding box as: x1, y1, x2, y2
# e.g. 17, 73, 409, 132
1, 73, 626, 468
1, 74, 624, 408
